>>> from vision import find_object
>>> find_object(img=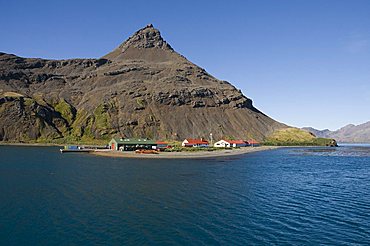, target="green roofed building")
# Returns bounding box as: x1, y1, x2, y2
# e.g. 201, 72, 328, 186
109, 138, 157, 151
